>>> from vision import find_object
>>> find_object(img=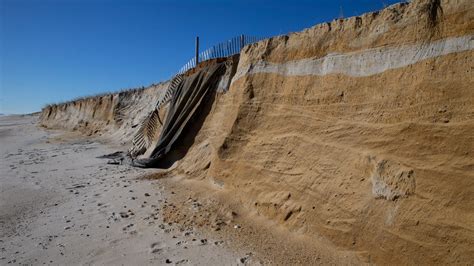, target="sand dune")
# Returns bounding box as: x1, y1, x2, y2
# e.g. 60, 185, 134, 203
27, 0, 474, 264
